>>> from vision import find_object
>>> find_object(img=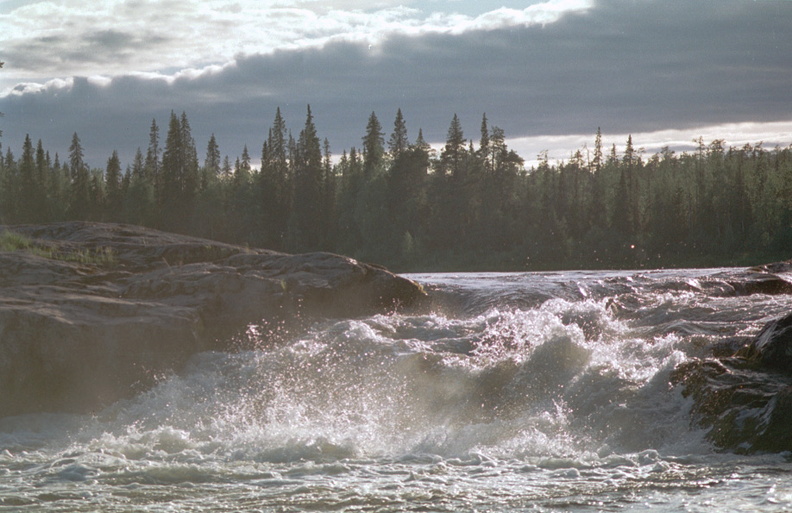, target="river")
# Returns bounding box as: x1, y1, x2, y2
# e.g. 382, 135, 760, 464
1, 269, 791, 511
